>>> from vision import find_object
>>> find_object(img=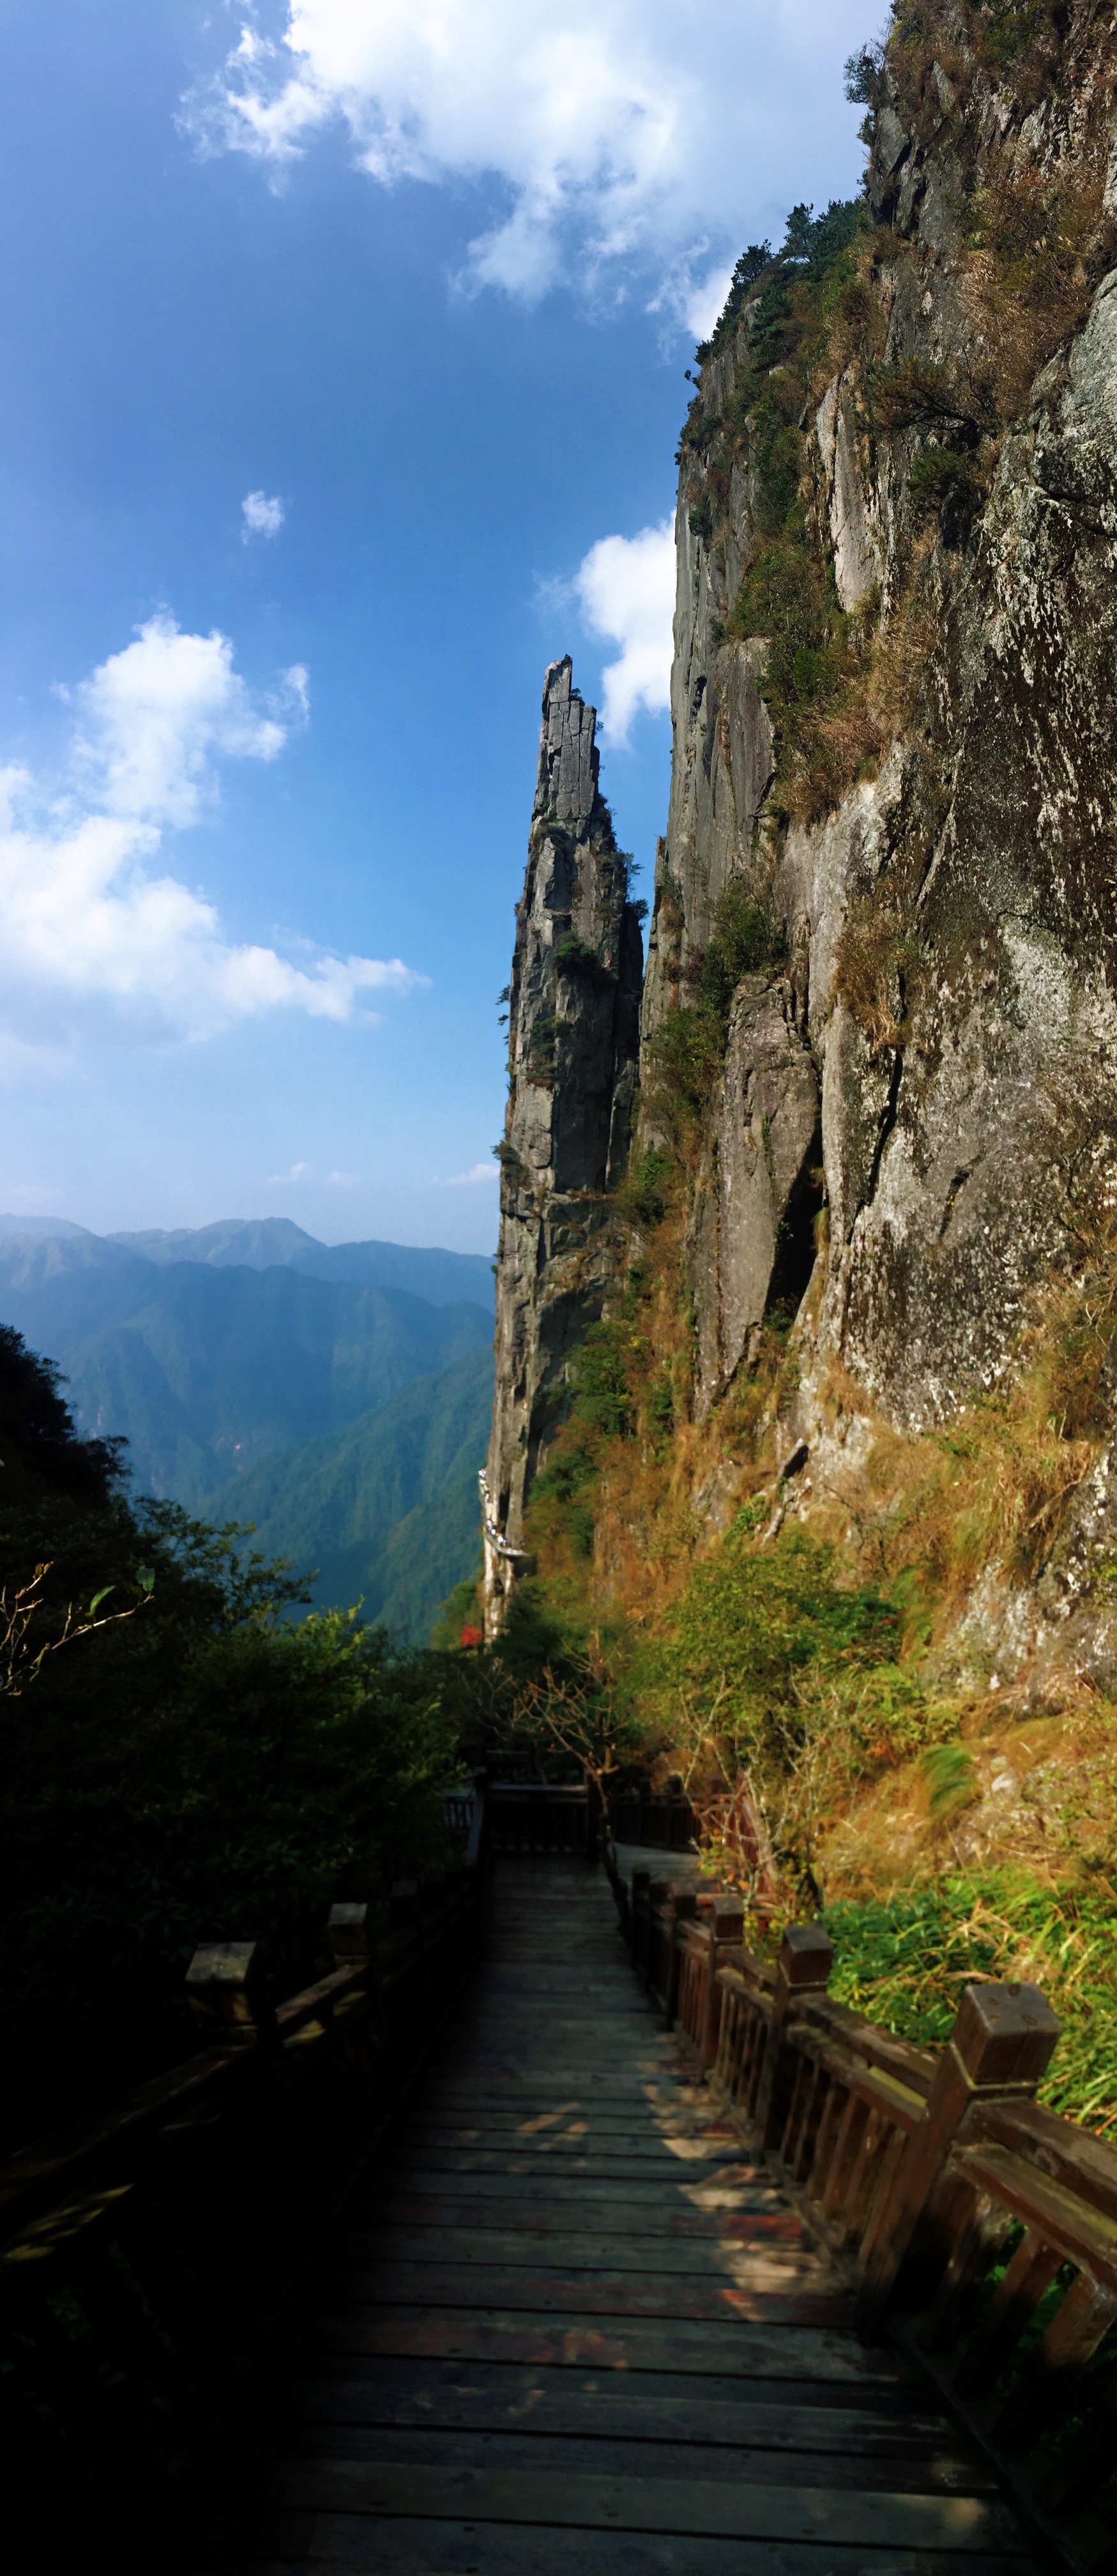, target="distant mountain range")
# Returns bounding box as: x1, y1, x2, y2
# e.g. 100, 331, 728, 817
0, 1216, 494, 1640
0, 1213, 495, 1310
